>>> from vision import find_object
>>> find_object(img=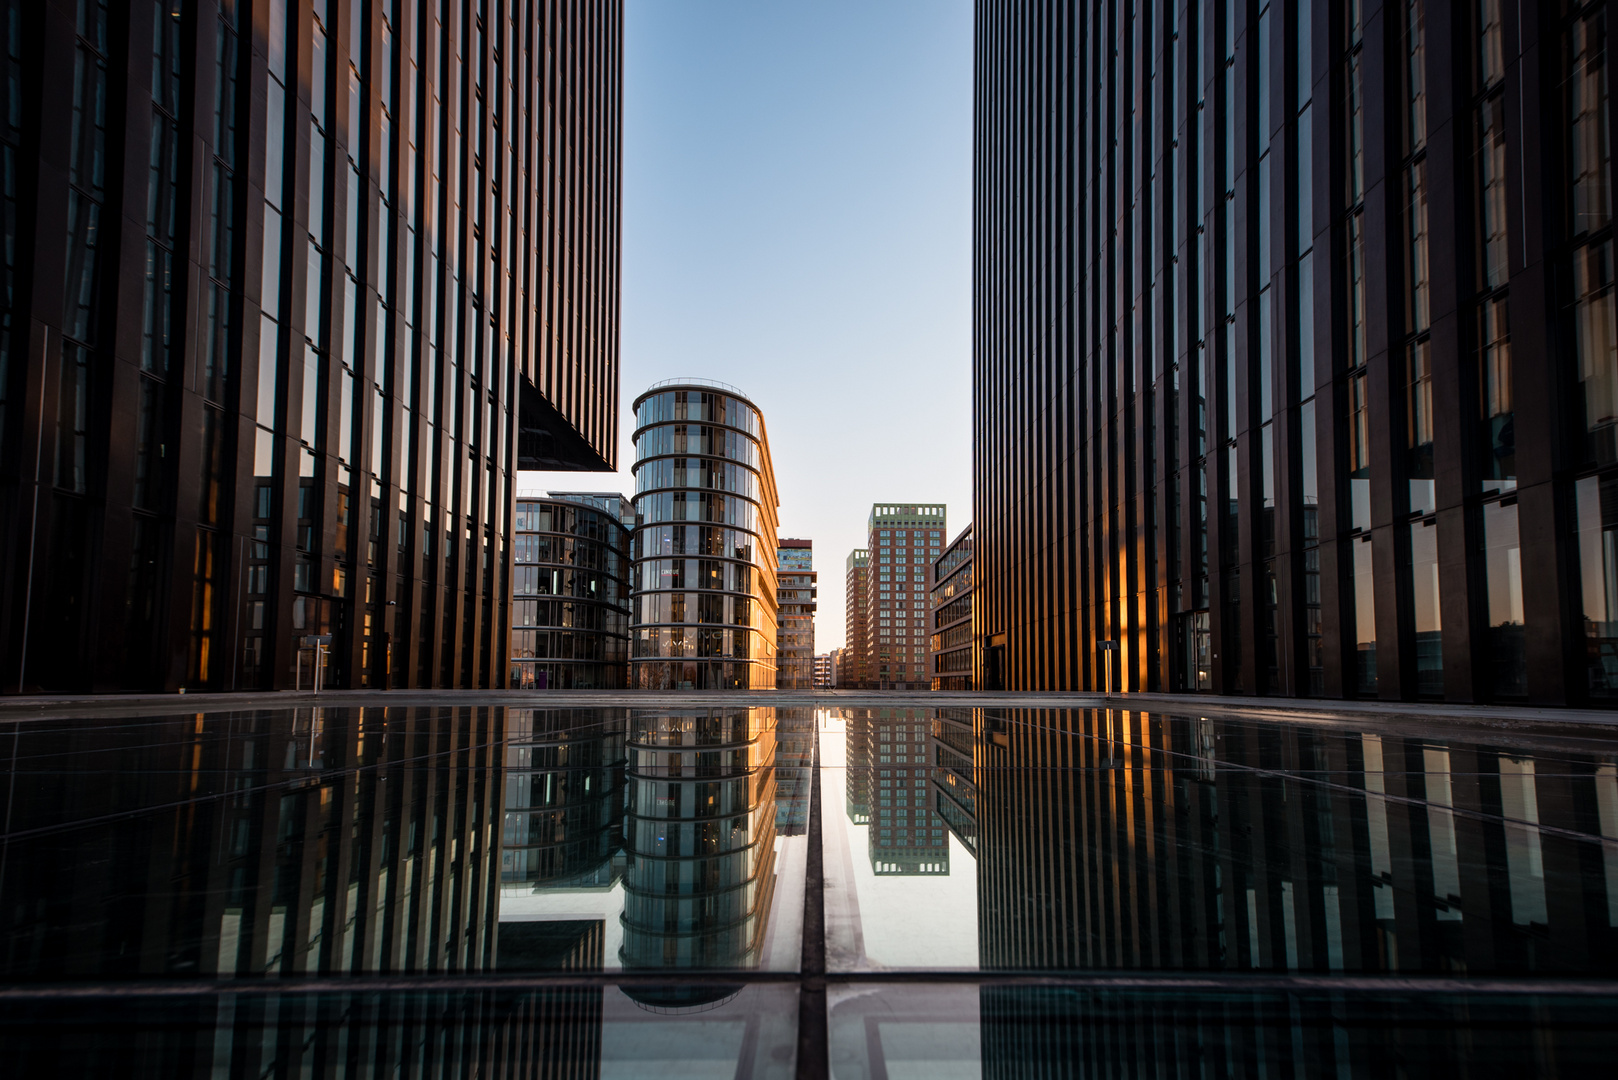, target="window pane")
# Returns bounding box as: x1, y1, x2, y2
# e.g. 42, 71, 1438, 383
1483, 500, 1526, 696
1409, 520, 1441, 696
1353, 537, 1376, 694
